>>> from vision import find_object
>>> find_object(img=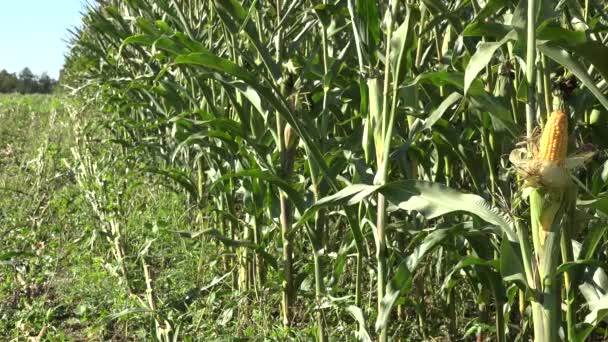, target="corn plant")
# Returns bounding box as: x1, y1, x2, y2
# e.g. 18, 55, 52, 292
59, 0, 608, 340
